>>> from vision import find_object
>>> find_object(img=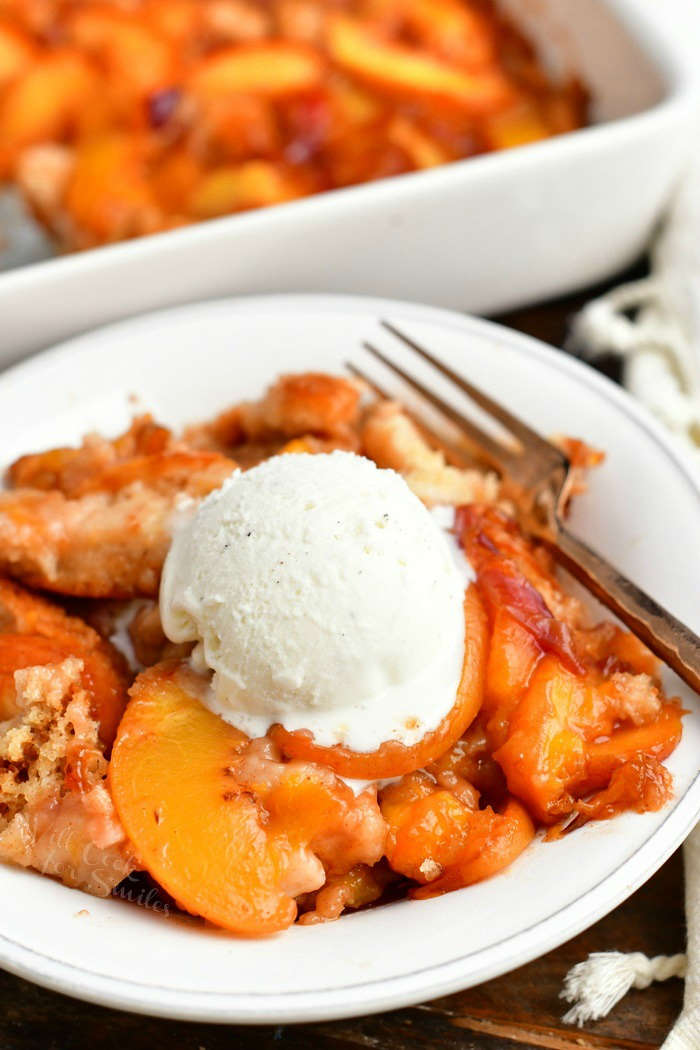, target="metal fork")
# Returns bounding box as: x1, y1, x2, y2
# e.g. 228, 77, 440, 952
349, 320, 700, 694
